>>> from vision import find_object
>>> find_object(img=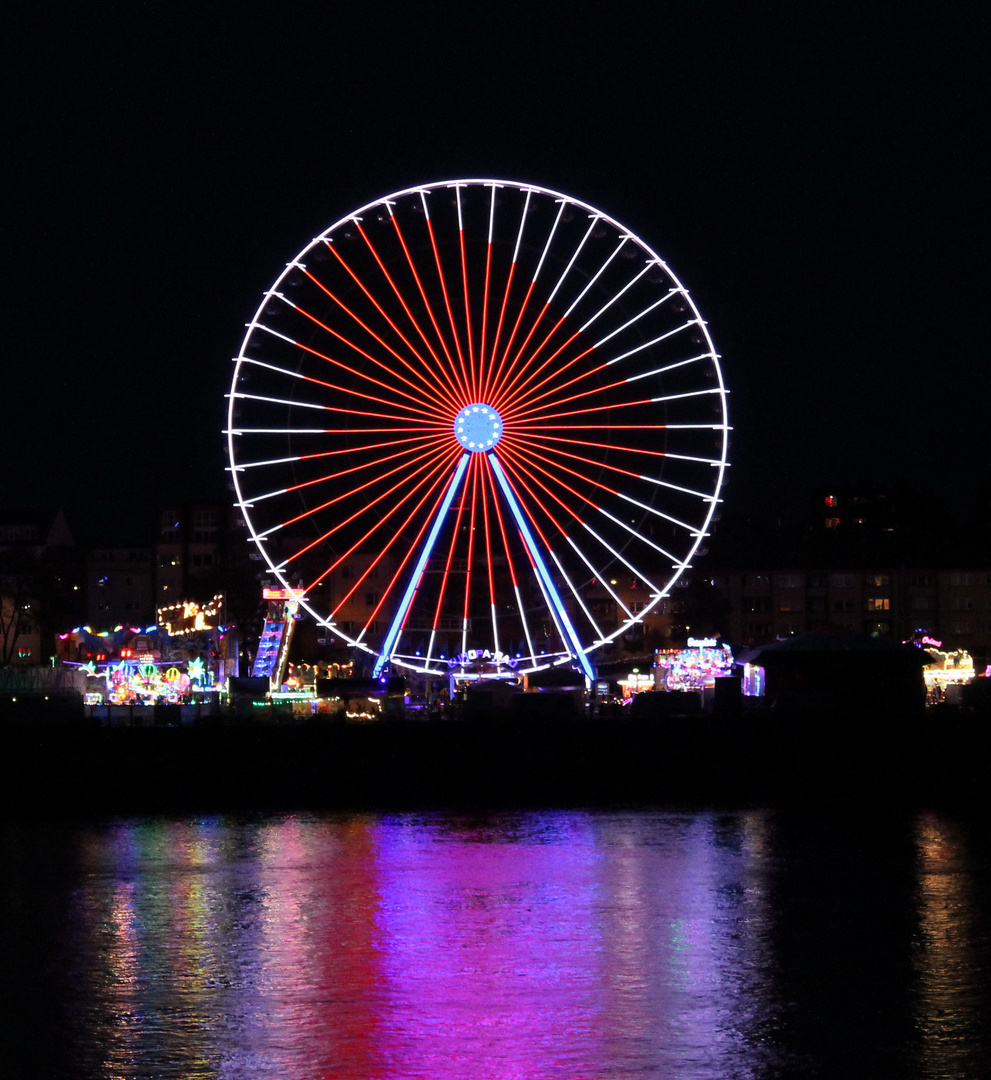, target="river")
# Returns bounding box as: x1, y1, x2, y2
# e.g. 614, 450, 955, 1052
3, 807, 989, 1078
